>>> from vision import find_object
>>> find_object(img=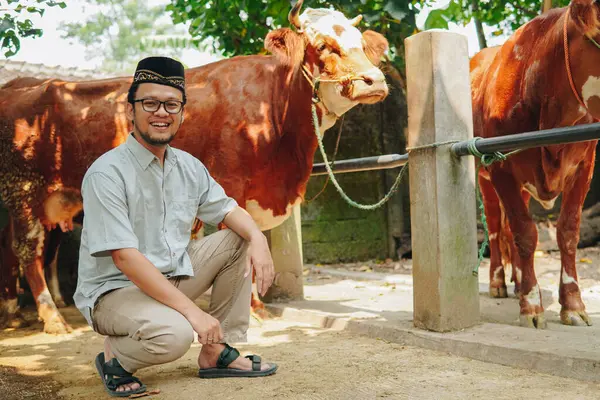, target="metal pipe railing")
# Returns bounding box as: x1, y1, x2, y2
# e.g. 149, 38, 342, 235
310, 122, 600, 177
451, 122, 600, 157
311, 153, 408, 176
